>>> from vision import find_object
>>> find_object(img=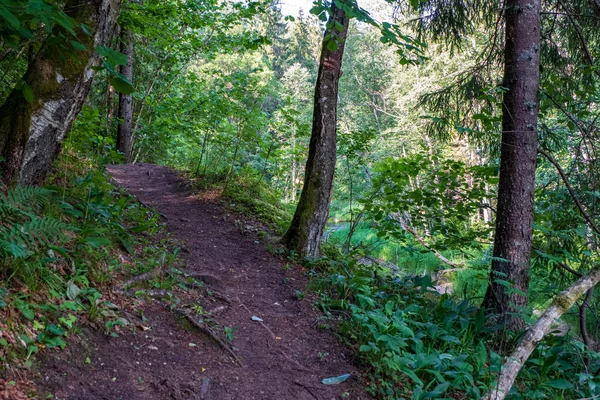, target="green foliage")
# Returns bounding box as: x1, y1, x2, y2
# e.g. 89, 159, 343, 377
311, 255, 600, 399
0, 135, 175, 367
0, 186, 69, 259
364, 152, 496, 255
0, 0, 81, 48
